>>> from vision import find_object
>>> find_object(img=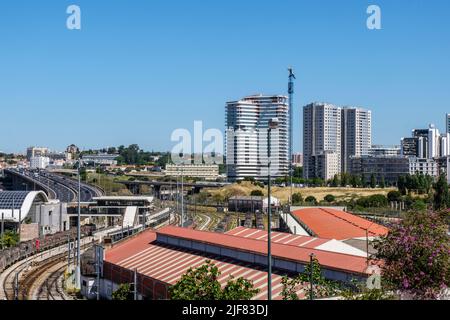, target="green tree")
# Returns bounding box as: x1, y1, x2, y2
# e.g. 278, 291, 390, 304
331, 175, 340, 187
398, 176, 407, 195
0, 231, 19, 248
169, 261, 259, 300
305, 196, 318, 205
387, 191, 402, 203
324, 194, 336, 203
370, 174, 377, 189
112, 284, 133, 300
281, 257, 340, 300
292, 193, 303, 205
380, 176, 386, 189
433, 174, 449, 210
